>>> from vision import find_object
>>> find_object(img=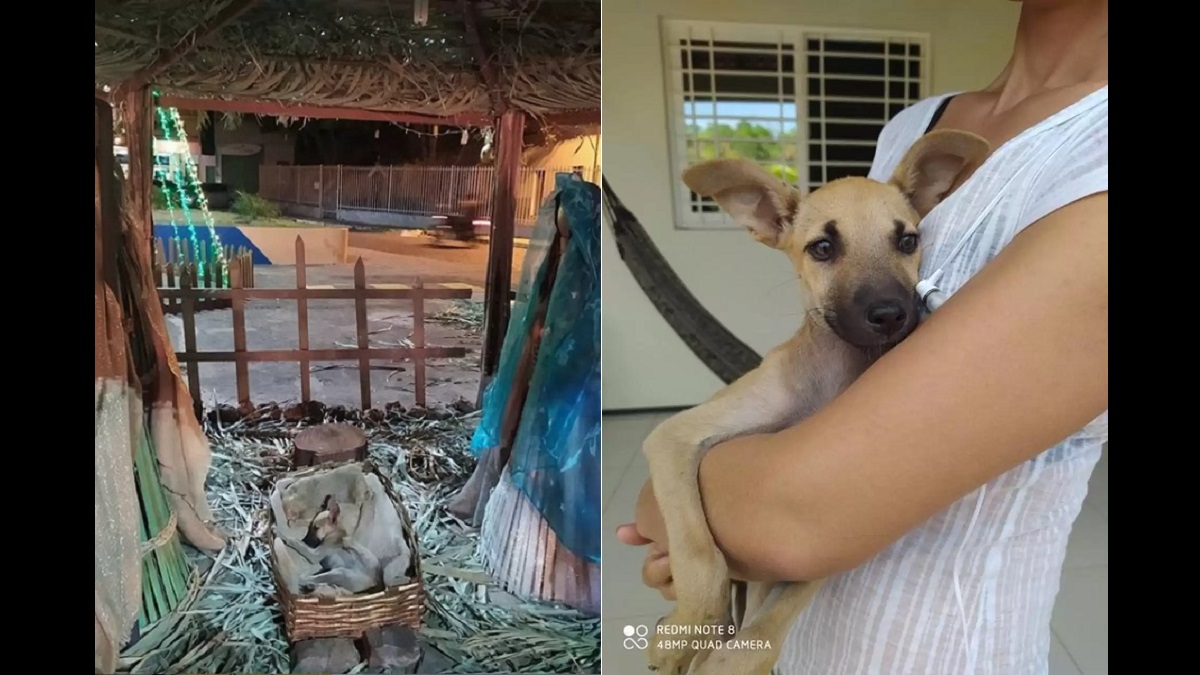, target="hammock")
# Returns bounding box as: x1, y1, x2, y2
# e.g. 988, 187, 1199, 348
600, 177, 761, 384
